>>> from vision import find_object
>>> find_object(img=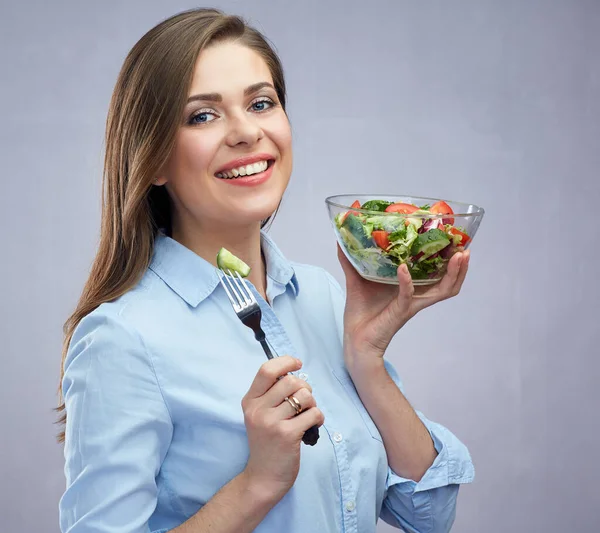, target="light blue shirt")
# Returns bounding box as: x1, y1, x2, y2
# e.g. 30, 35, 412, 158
60, 232, 474, 533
